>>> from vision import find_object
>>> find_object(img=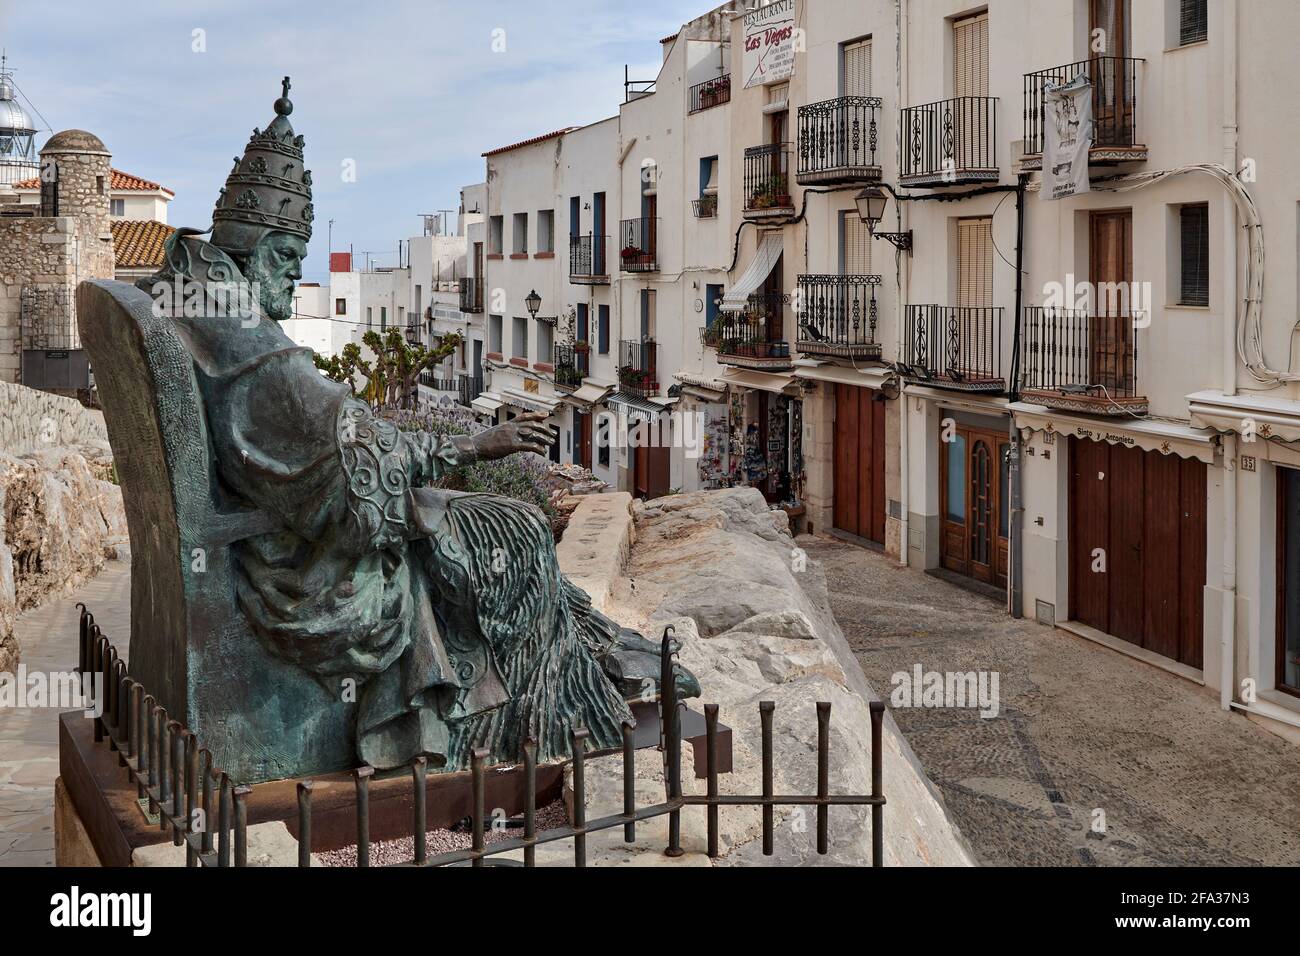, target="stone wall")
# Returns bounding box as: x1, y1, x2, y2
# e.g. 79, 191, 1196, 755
0, 216, 79, 382
0, 380, 108, 454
